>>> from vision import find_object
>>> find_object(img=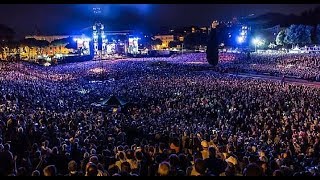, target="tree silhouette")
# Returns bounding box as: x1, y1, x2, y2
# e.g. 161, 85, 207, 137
183, 32, 208, 49
284, 24, 312, 46
276, 30, 286, 46
152, 38, 162, 46
50, 38, 70, 46
168, 41, 182, 48
206, 27, 219, 66
316, 24, 320, 44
